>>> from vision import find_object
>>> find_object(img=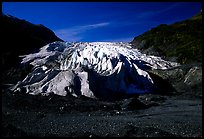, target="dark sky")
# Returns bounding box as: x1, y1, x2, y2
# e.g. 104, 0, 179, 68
2, 2, 202, 42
